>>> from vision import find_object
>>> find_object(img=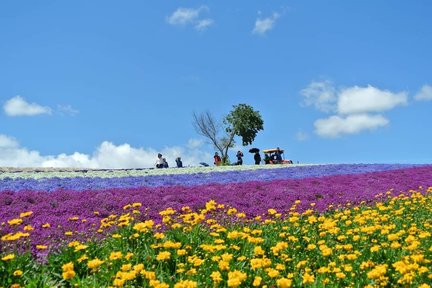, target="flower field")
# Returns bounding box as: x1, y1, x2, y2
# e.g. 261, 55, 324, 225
1, 164, 432, 287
